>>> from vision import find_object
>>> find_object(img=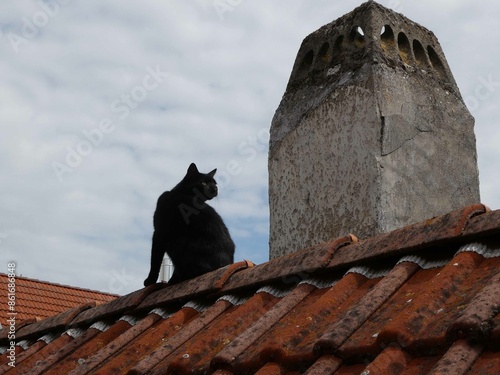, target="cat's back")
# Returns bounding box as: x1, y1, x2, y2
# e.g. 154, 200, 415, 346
155, 190, 175, 212
154, 189, 201, 228
153, 190, 180, 228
